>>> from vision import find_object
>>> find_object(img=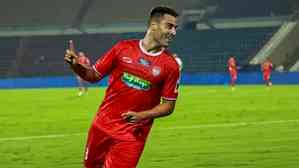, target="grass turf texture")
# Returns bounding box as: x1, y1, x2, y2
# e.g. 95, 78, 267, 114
0, 85, 299, 168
